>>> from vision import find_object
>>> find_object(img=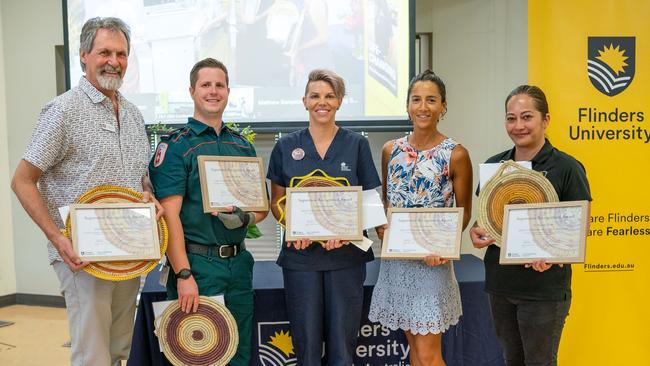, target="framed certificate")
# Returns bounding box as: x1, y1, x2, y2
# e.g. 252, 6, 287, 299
197, 156, 269, 213
381, 207, 464, 259
285, 186, 363, 241
70, 203, 161, 262
500, 201, 589, 264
